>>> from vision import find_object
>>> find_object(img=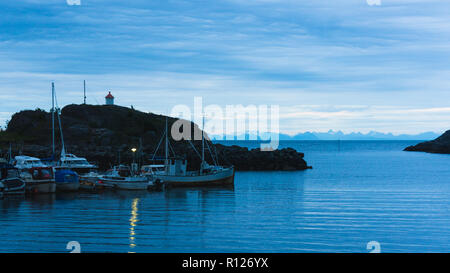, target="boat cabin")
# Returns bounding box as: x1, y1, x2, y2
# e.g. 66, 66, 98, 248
166, 159, 188, 176
14, 156, 46, 170
28, 167, 54, 180
60, 154, 93, 166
